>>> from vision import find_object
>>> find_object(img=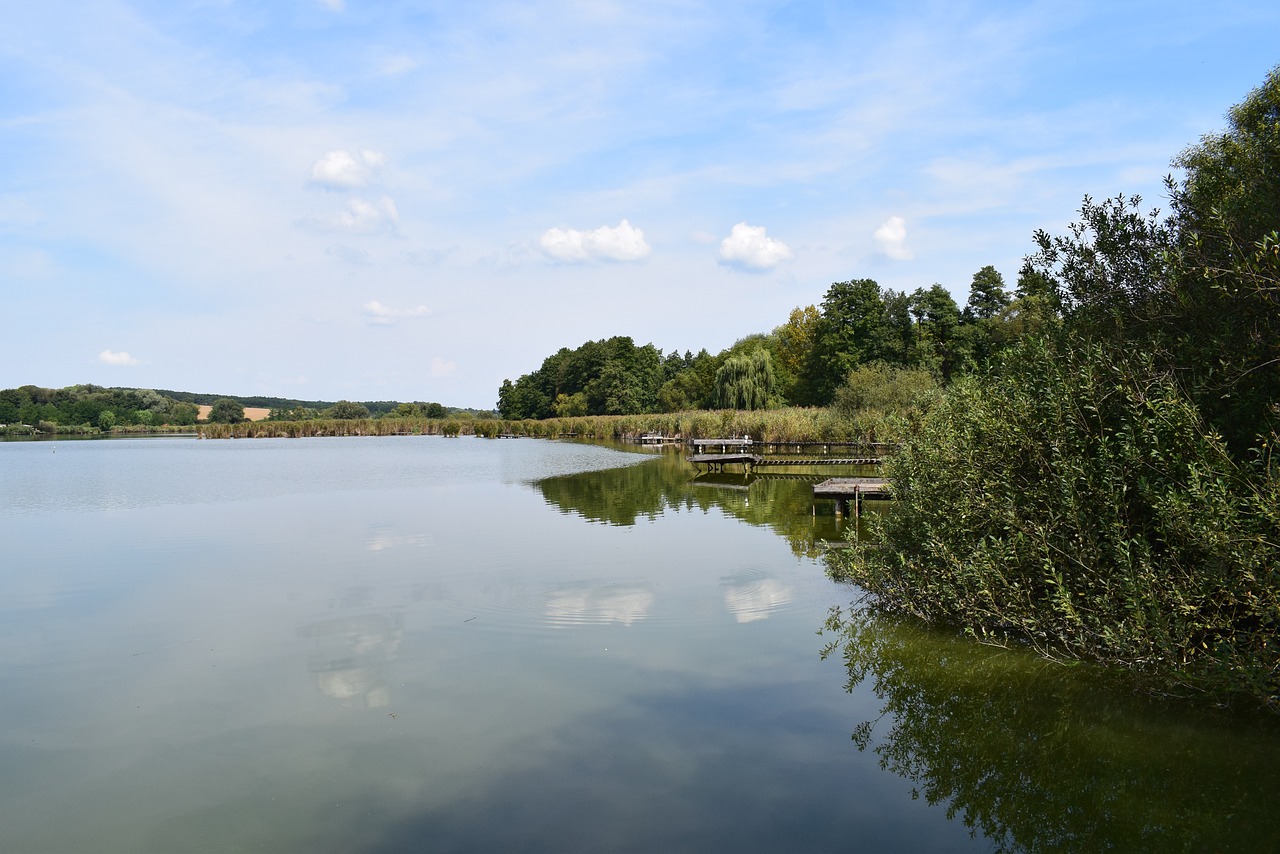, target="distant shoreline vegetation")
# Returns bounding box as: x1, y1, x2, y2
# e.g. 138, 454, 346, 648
0, 384, 492, 436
